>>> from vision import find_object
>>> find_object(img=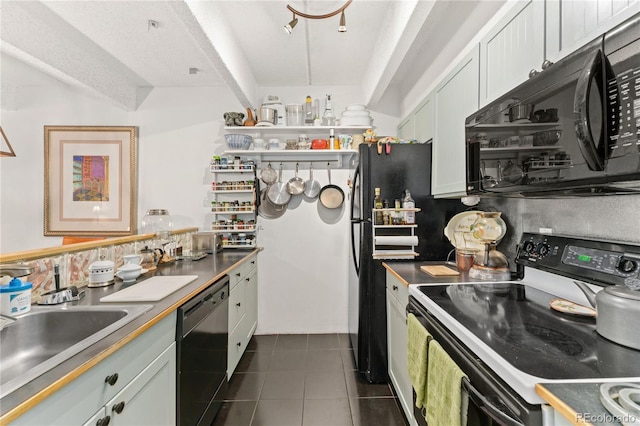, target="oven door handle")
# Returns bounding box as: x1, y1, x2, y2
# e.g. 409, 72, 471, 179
462, 378, 525, 426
